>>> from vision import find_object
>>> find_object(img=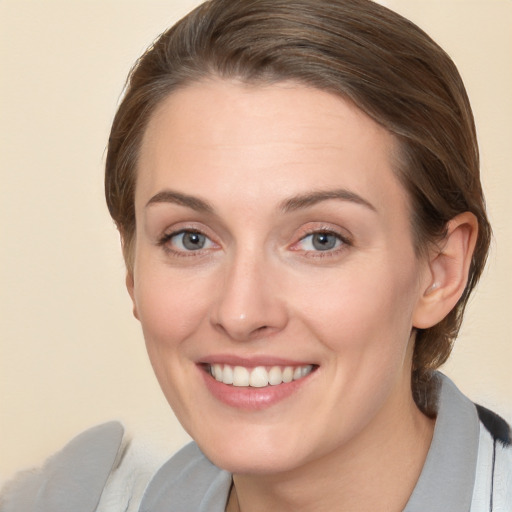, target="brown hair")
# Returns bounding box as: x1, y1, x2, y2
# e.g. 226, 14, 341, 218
105, 0, 491, 411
